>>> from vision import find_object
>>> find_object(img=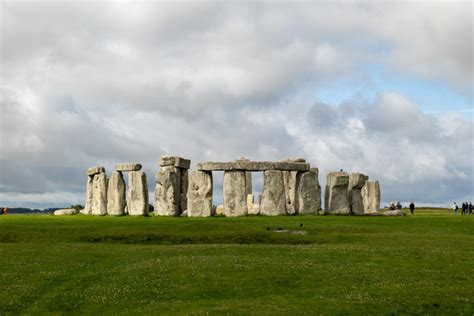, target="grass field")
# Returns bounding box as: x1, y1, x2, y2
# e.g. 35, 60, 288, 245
1, 209, 473, 315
